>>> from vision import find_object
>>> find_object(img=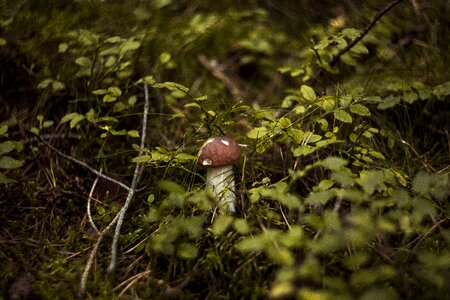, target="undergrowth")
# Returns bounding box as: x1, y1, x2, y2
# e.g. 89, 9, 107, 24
1, 0, 449, 299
